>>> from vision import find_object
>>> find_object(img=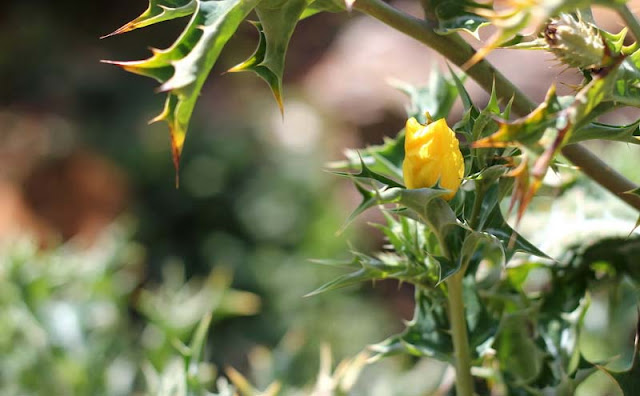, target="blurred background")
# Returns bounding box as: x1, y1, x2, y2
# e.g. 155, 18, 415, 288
1, 0, 640, 395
